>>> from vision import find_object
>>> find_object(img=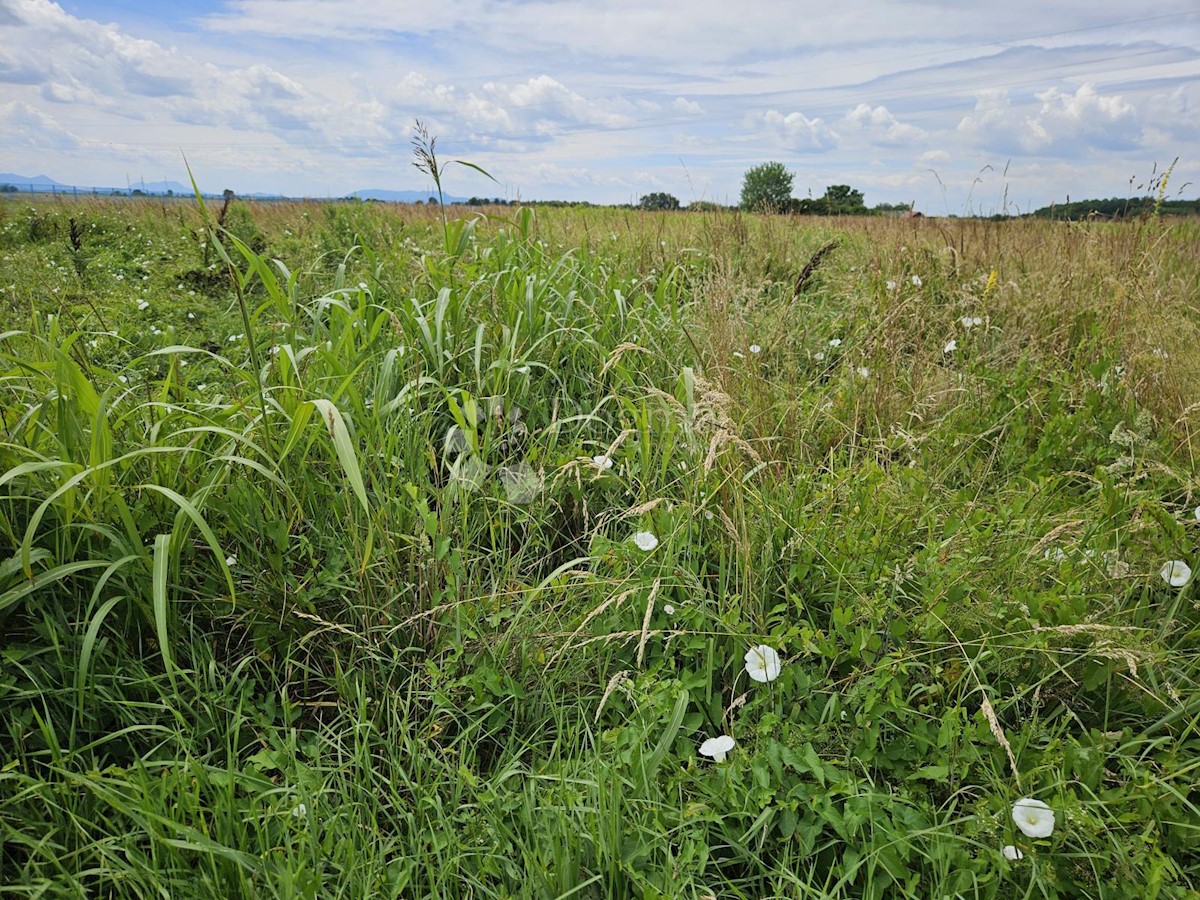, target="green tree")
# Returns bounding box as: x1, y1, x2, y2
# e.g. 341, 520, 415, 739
638, 192, 681, 211
823, 184, 865, 214
740, 162, 794, 213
